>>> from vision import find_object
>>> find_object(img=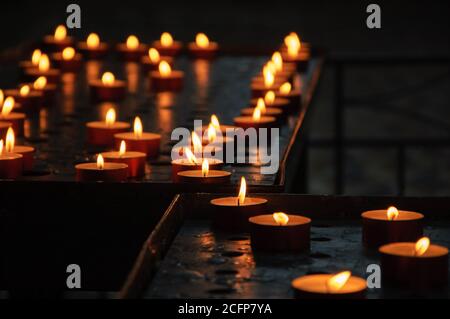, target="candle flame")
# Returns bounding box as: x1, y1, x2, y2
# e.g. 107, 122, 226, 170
196, 33, 210, 48
238, 176, 247, 205
126, 35, 139, 50
256, 98, 266, 114
263, 67, 275, 88
327, 271, 351, 293
387, 206, 399, 221
161, 32, 173, 47
31, 49, 42, 66
415, 237, 430, 256
97, 154, 105, 170
2, 96, 15, 116
87, 33, 100, 49
148, 48, 160, 63
211, 114, 220, 130
105, 108, 116, 126
158, 61, 172, 77
202, 159, 209, 177
19, 85, 30, 97
271, 51, 283, 72
5, 127, 15, 152
101, 72, 115, 86
191, 131, 202, 154
54, 25, 67, 41
38, 54, 50, 72
134, 116, 143, 138
184, 147, 197, 164
62, 47, 76, 60
264, 91, 275, 105
0, 139, 3, 156
119, 140, 126, 156
265, 61, 277, 75
280, 82, 292, 94
273, 212, 289, 225
33, 76, 47, 90
286, 32, 301, 58
252, 107, 261, 122
207, 123, 217, 143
